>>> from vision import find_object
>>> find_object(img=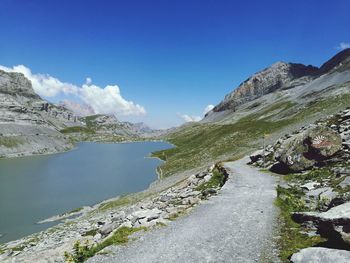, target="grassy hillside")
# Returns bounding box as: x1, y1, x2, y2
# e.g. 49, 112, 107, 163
153, 93, 350, 178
